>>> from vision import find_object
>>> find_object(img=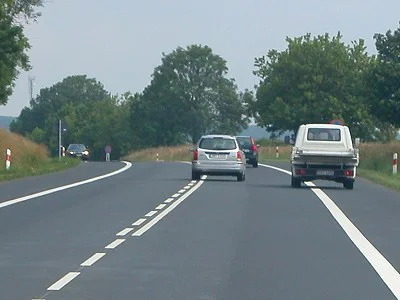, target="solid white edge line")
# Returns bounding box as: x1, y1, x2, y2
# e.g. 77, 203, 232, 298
47, 272, 80, 291
80, 252, 106, 267
145, 210, 157, 217
105, 239, 125, 249
132, 218, 146, 226
164, 198, 174, 203
260, 163, 400, 298
132, 176, 206, 237
0, 161, 132, 209
116, 227, 134, 236
156, 204, 166, 210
